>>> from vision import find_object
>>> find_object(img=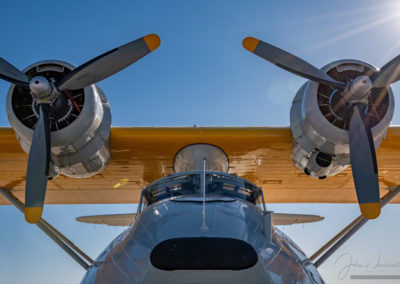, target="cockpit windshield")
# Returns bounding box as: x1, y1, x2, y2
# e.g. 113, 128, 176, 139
205, 172, 260, 202
143, 174, 201, 205
142, 171, 262, 206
